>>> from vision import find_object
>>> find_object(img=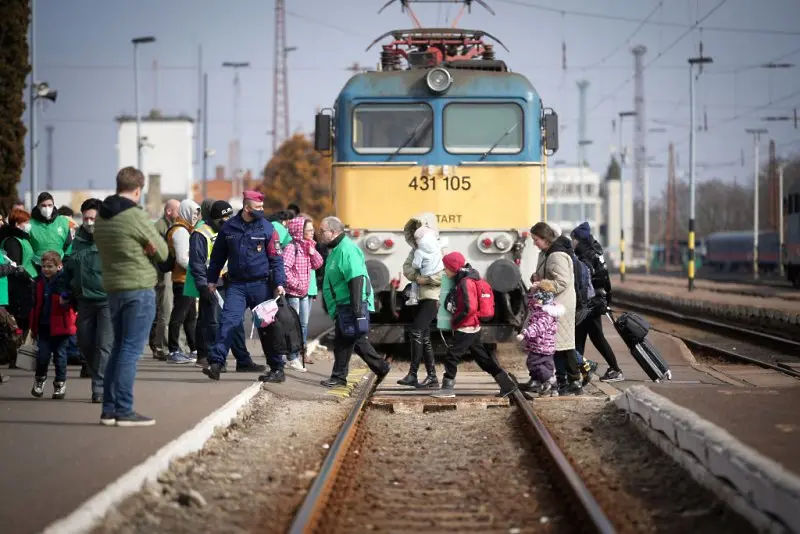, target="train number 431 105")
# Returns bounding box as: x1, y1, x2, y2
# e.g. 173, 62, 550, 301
408, 175, 472, 191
